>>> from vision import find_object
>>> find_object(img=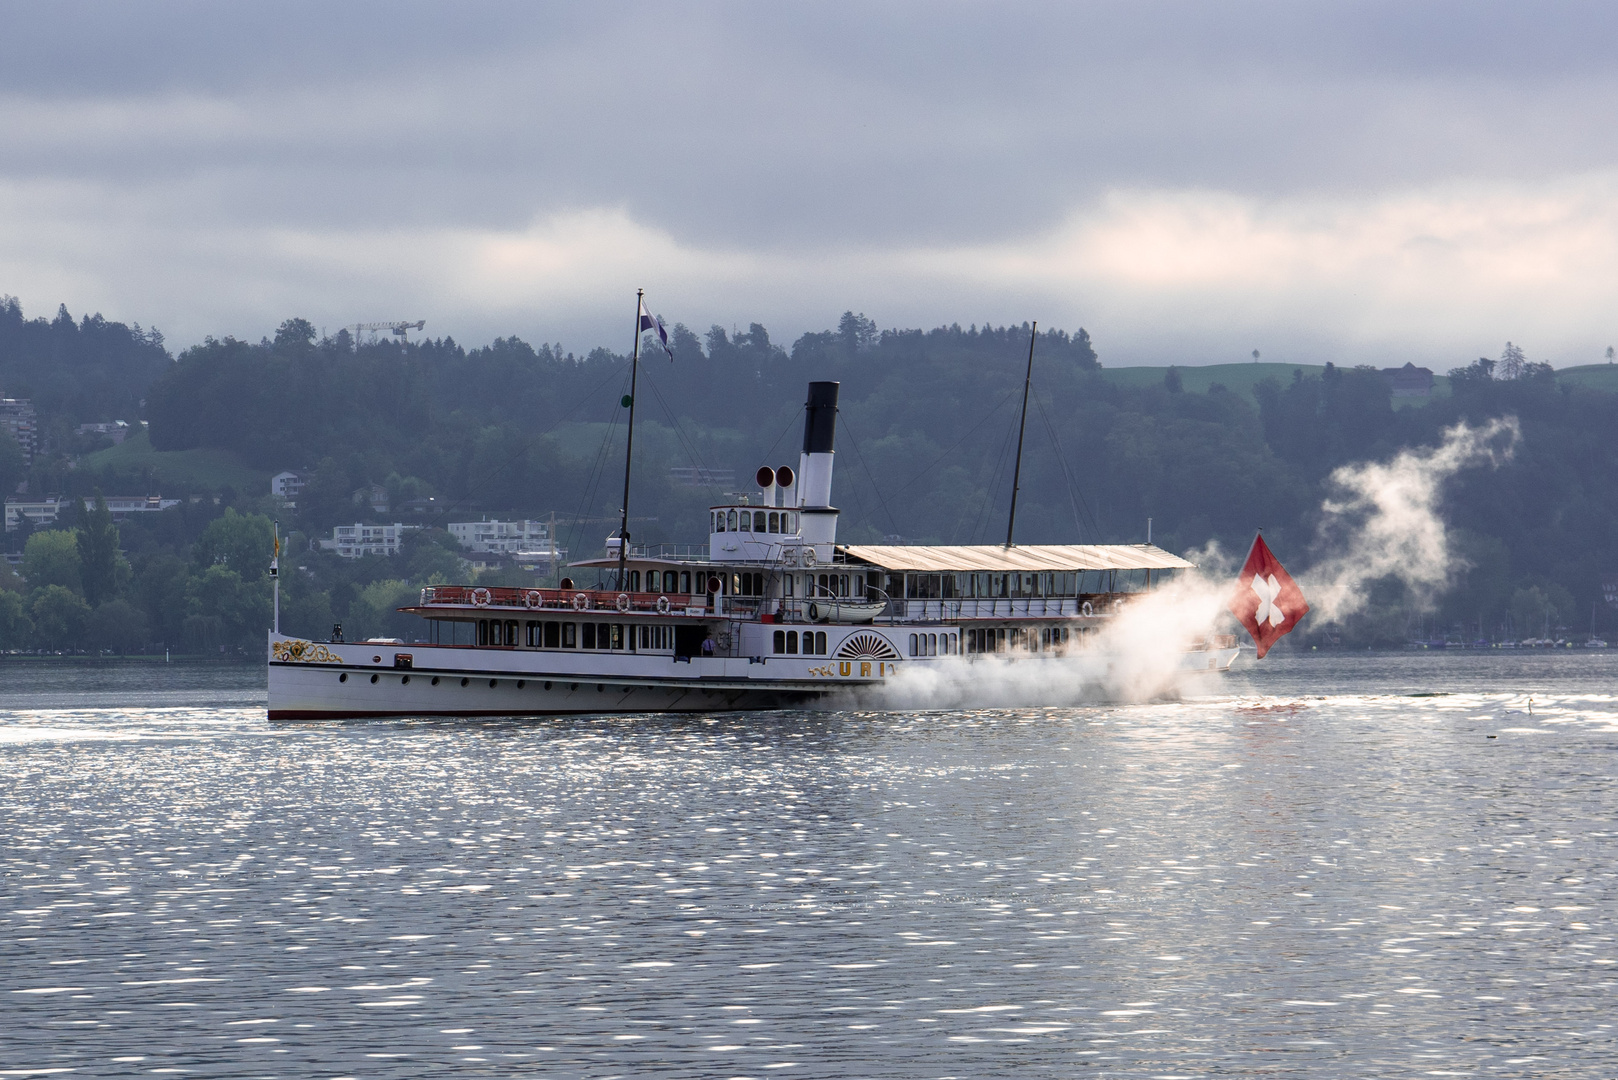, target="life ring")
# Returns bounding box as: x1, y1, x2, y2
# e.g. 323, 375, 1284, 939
616, 593, 631, 613
716, 631, 731, 649
802, 547, 818, 566
656, 595, 671, 614
471, 587, 491, 607
524, 590, 542, 609
1081, 600, 1094, 617
572, 592, 589, 611
782, 547, 798, 566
